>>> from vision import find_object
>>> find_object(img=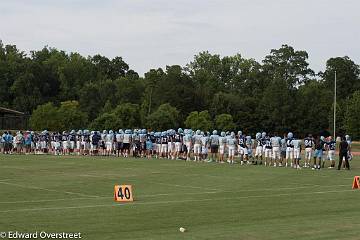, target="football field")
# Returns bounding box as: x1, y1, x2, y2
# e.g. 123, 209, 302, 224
0, 155, 359, 240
